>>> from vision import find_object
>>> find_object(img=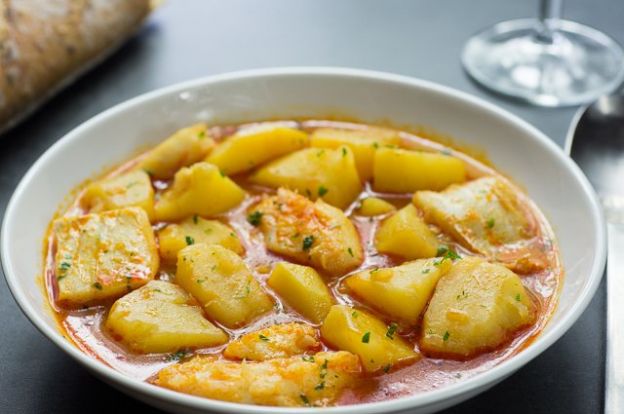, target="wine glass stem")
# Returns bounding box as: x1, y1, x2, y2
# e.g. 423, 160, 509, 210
537, 0, 564, 43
